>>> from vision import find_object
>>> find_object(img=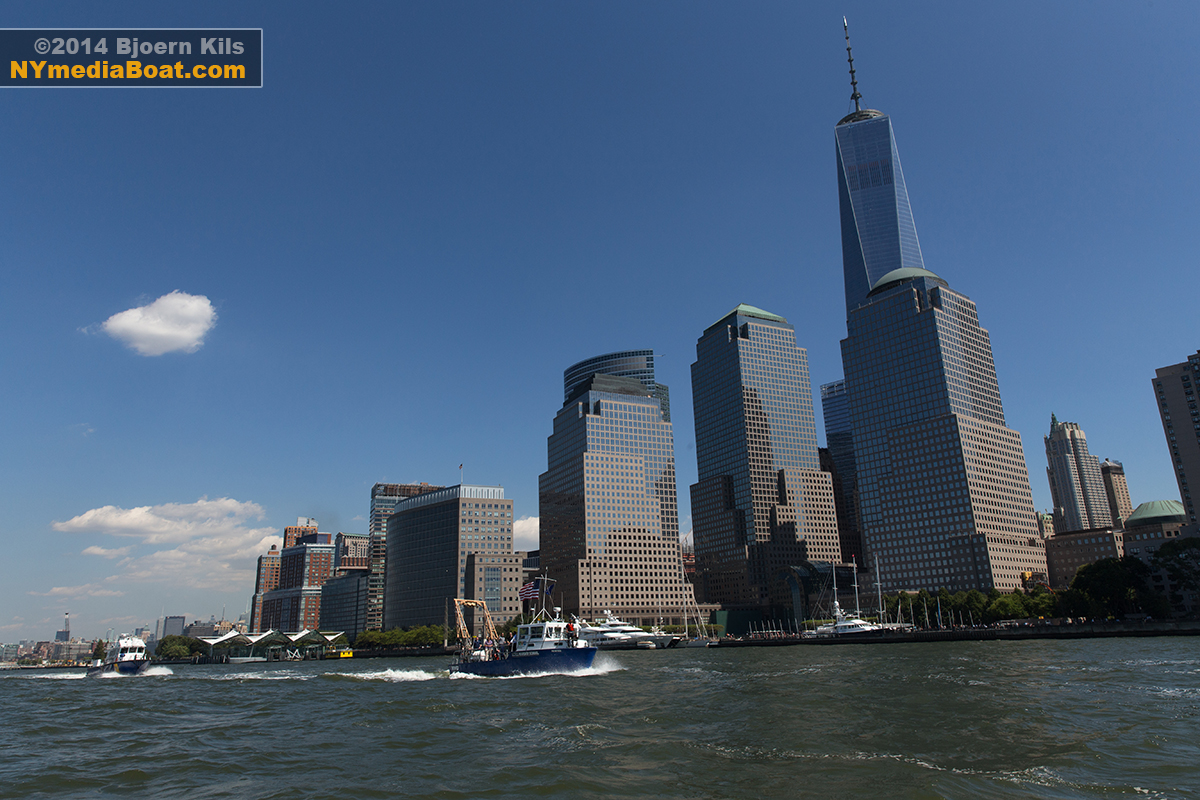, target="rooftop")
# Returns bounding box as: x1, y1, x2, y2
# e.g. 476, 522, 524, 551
867, 267, 948, 297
